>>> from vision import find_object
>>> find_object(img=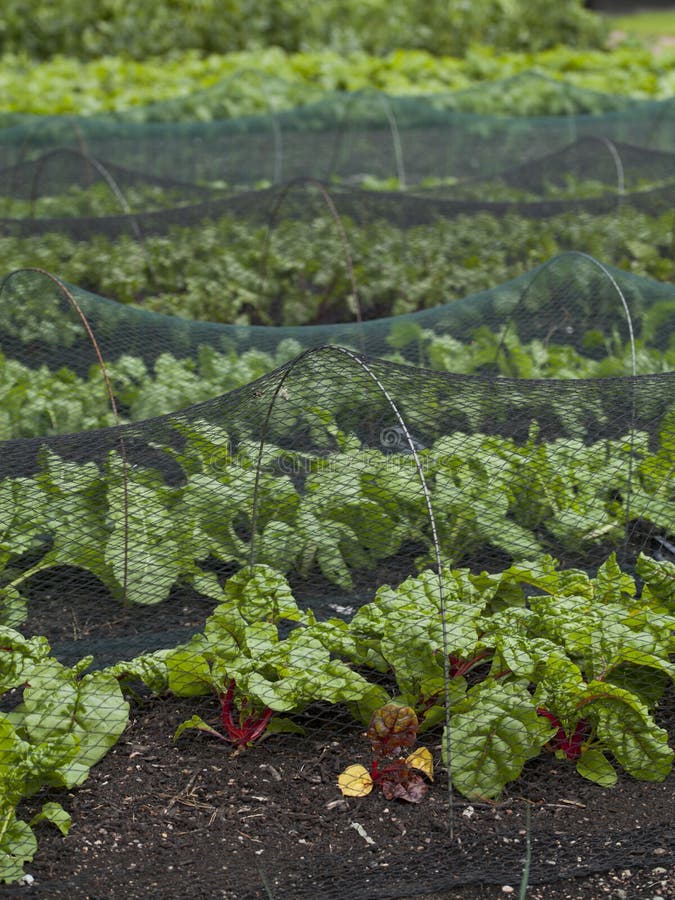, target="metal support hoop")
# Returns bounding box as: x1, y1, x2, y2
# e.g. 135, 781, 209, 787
247, 344, 455, 836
